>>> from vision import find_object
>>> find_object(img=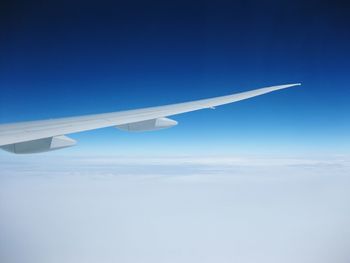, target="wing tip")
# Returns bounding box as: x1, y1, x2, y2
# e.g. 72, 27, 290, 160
283, 83, 302, 88
269, 83, 301, 91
